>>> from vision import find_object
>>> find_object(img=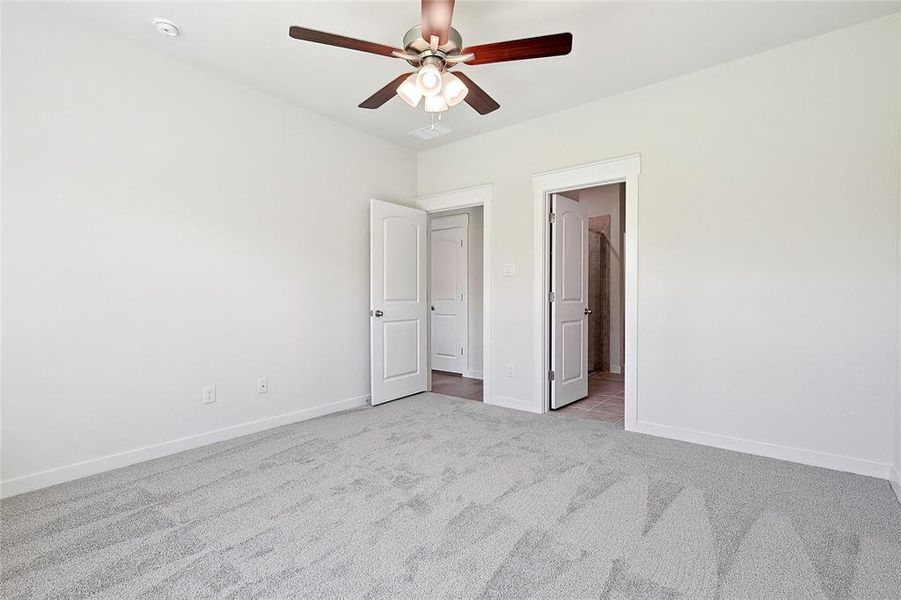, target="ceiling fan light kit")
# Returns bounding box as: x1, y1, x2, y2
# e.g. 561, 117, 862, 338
288, 0, 573, 117
440, 72, 468, 107
397, 74, 423, 107
424, 94, 449, 113
415, 62, 443, 97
